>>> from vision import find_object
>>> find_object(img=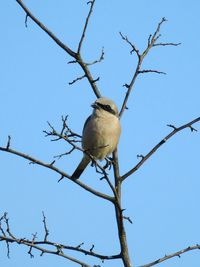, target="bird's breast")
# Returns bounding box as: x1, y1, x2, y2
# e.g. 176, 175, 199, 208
82, 114, 121, 160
